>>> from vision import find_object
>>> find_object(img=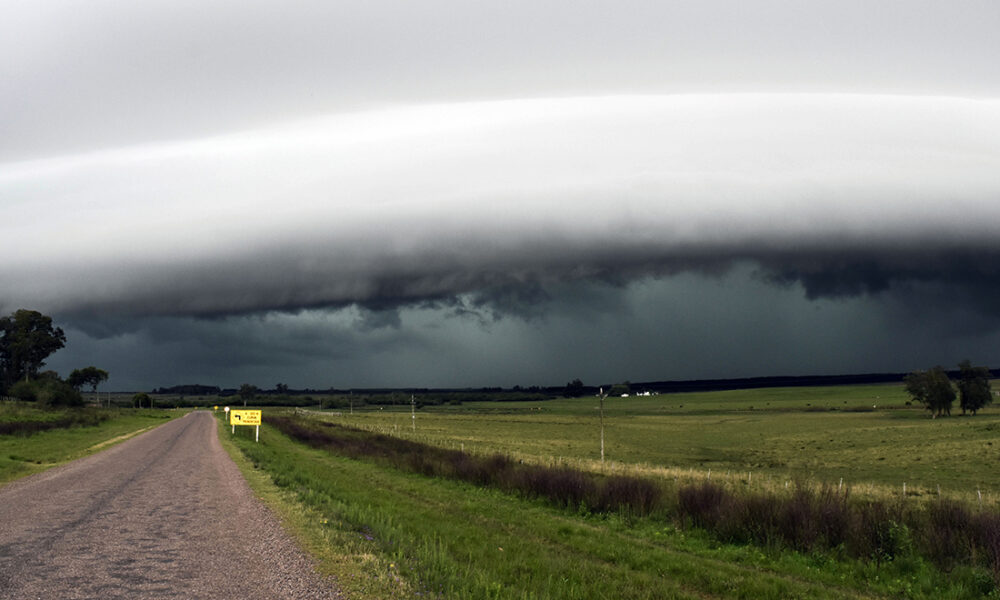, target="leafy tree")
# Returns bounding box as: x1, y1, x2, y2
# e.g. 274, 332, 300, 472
275, 383, 289, 395
0, 309, 66, 392
904, 367, 955, 418
132, 392, 151, 408
68, 367, 109, 395
564, 378, 585, 398
239, 383, 258, 407
957, 360, 992, 416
